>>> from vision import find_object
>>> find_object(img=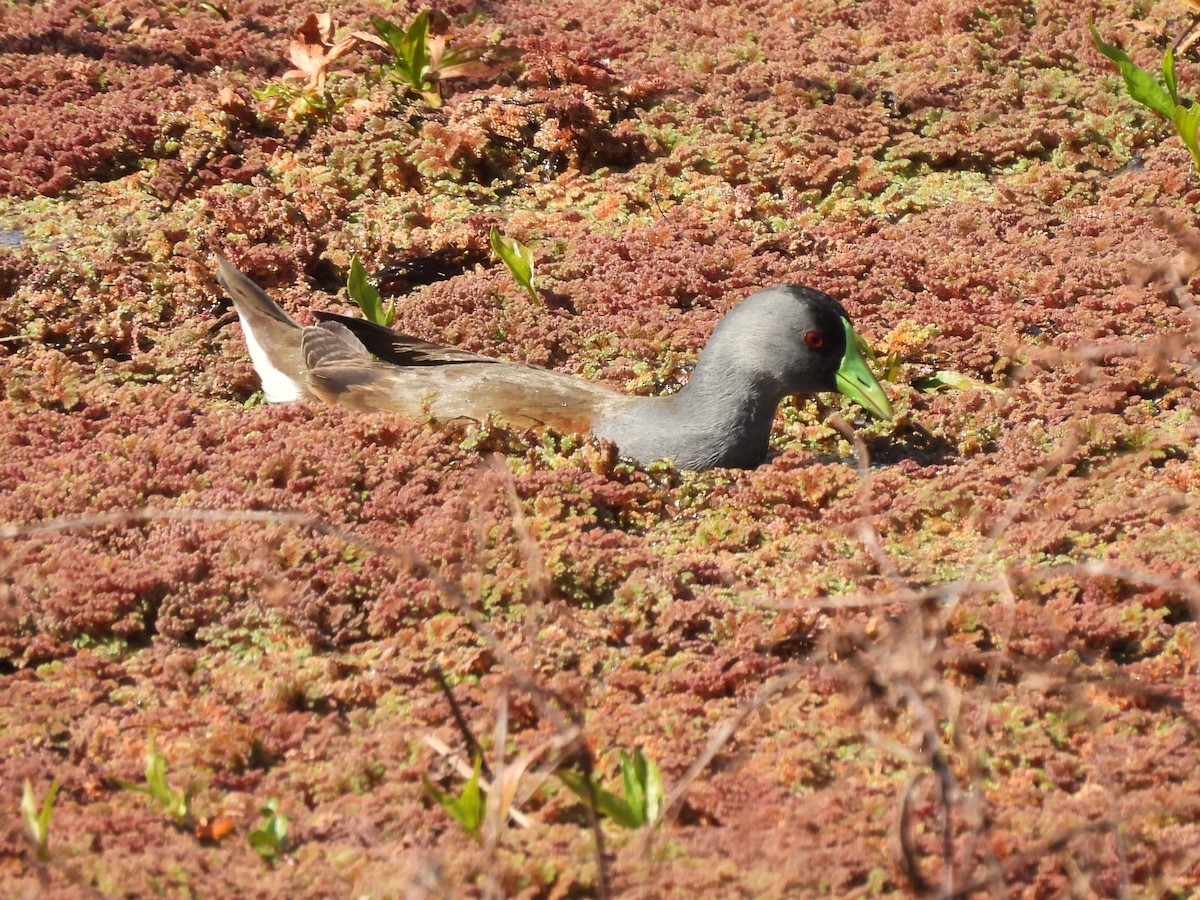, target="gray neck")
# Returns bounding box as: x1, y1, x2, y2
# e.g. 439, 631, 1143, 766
594, 348, 790, 469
